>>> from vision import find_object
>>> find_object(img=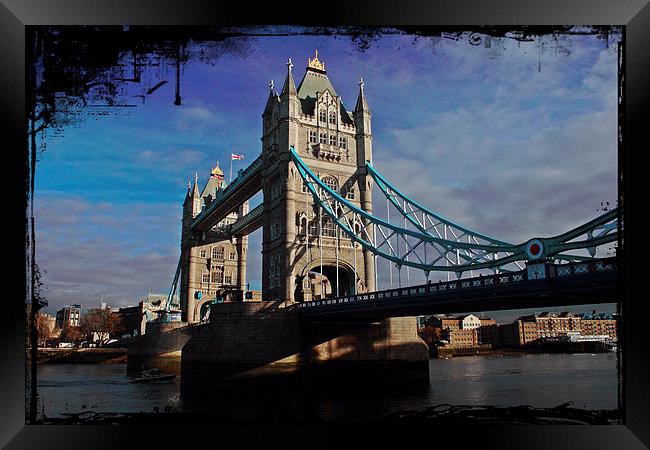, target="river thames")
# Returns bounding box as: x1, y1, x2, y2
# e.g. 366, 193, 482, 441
36, 352, 619, 421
